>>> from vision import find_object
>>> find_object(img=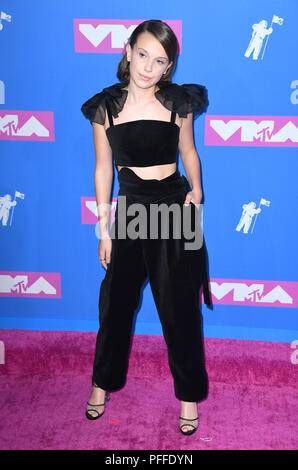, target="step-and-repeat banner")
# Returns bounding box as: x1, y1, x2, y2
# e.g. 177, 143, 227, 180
1, 1, 297, 342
